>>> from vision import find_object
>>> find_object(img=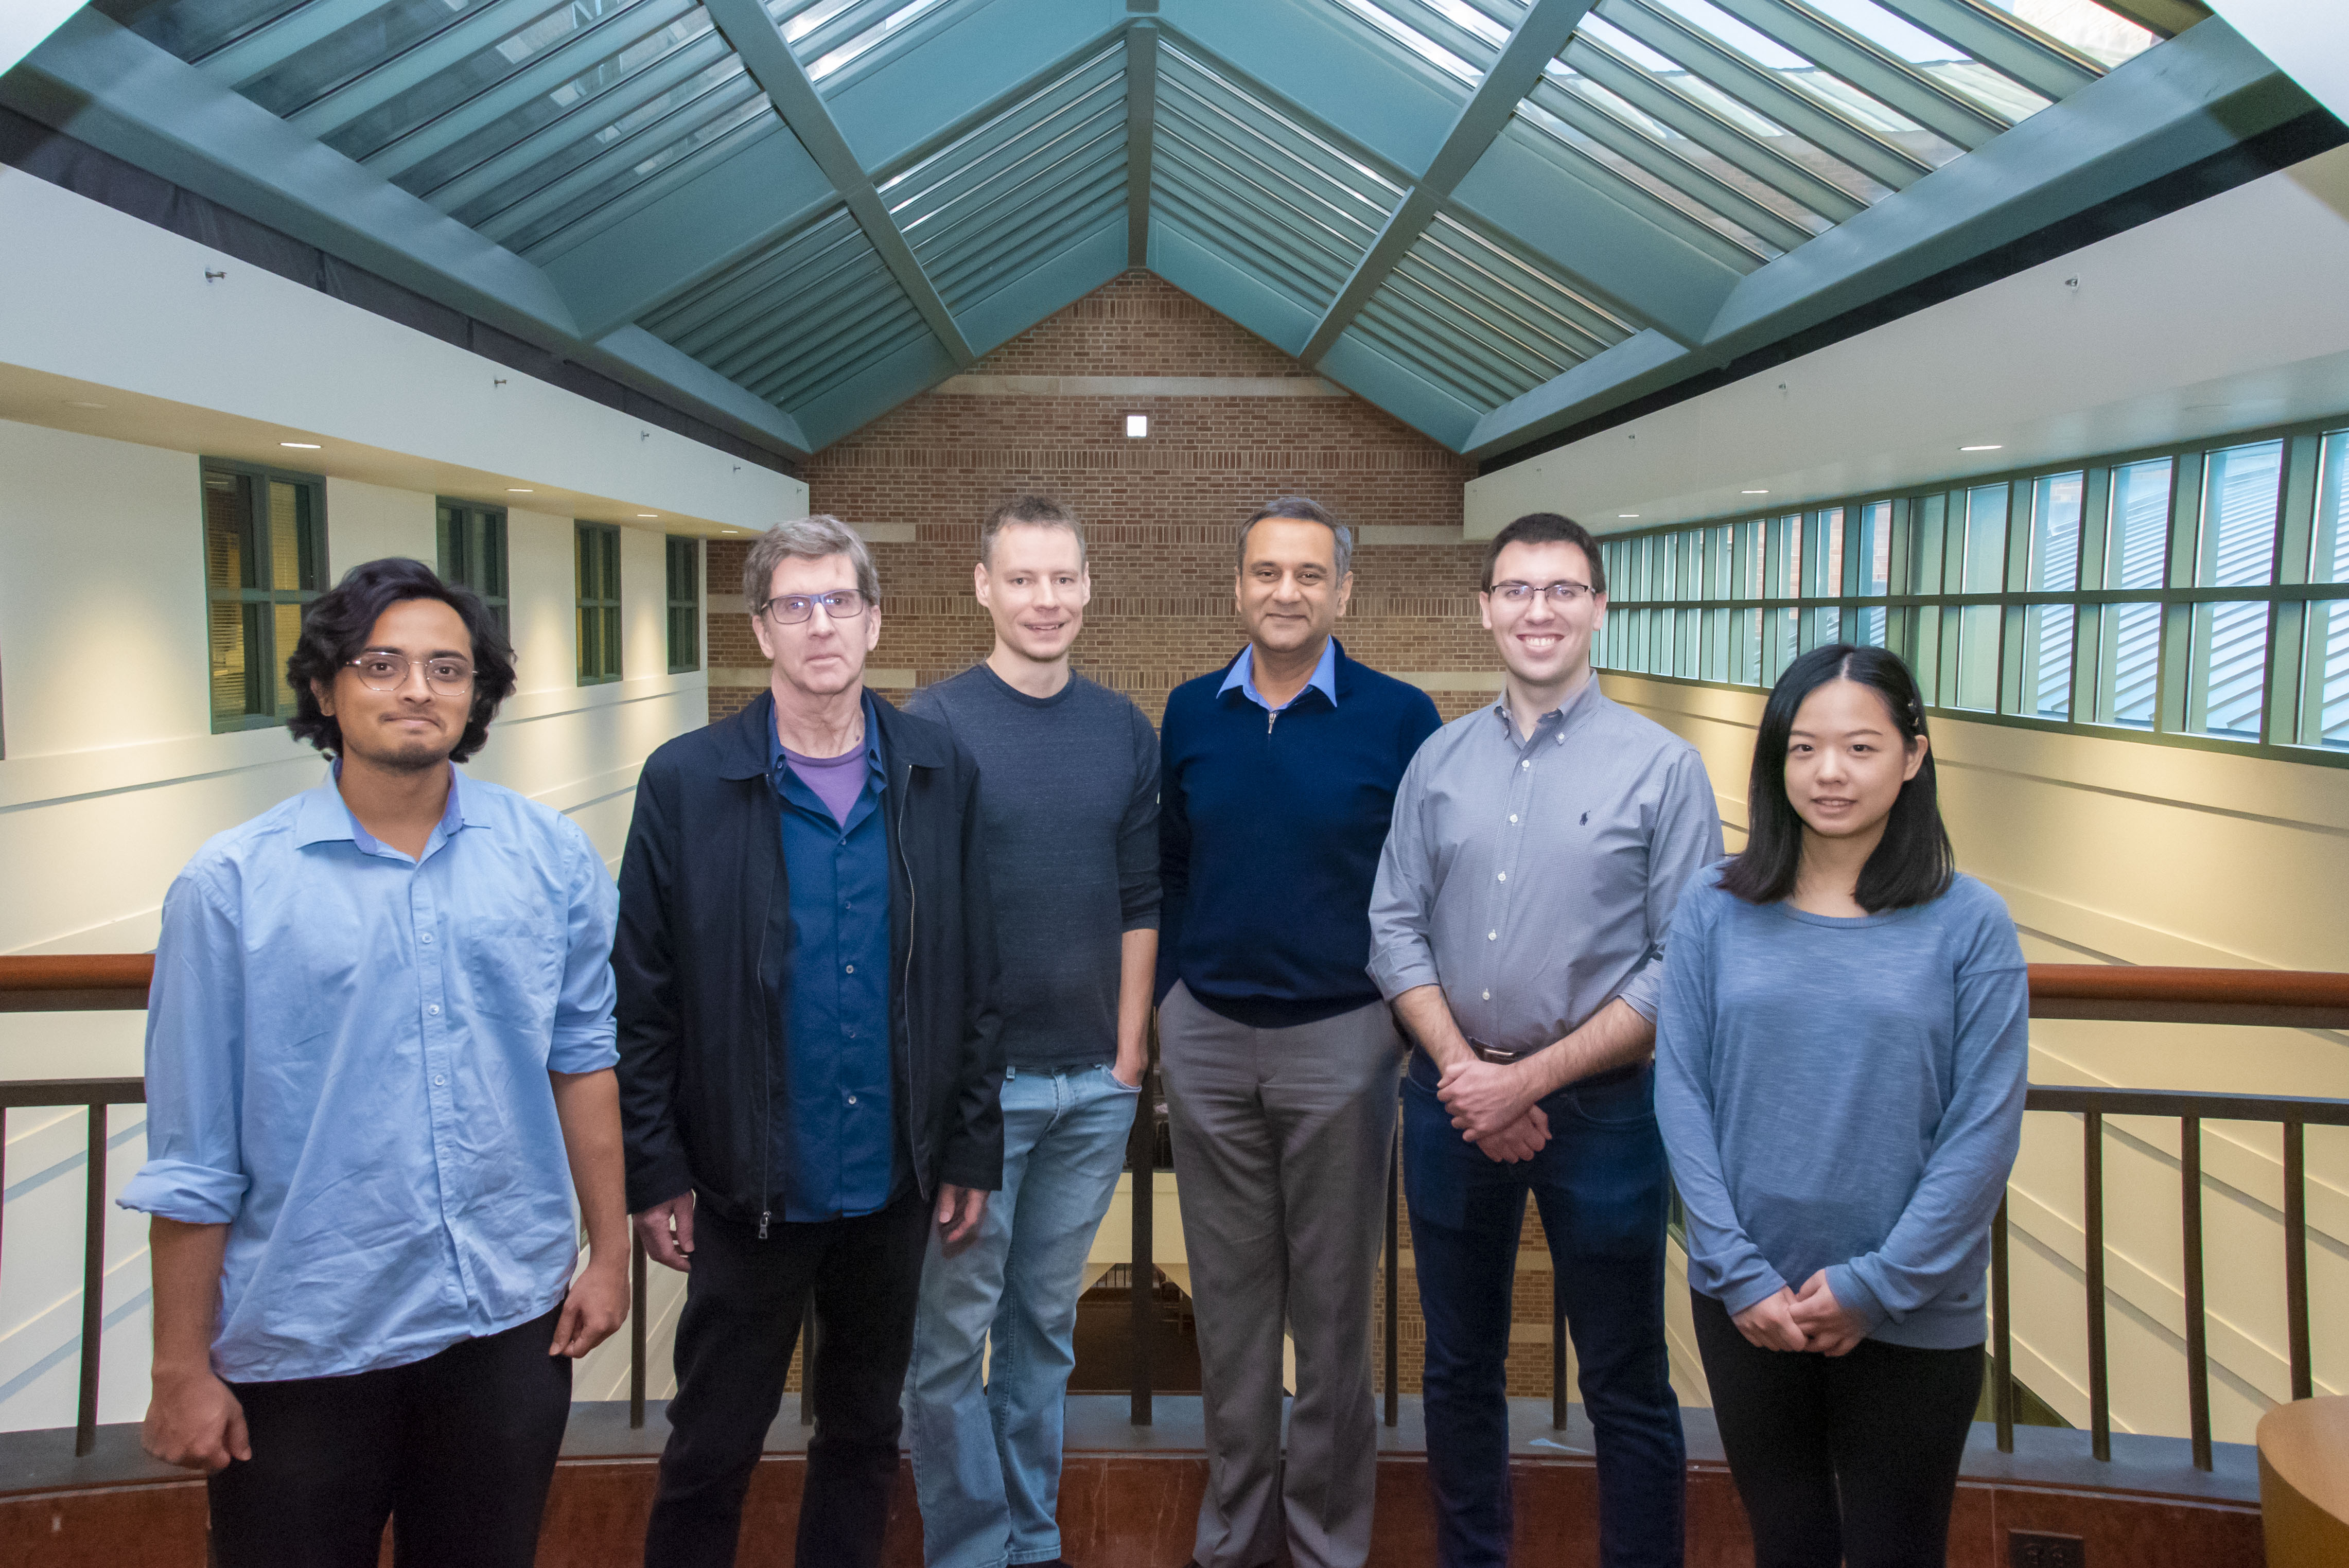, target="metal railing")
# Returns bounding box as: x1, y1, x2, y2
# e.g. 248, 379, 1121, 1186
3, 955, 2343, 1469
